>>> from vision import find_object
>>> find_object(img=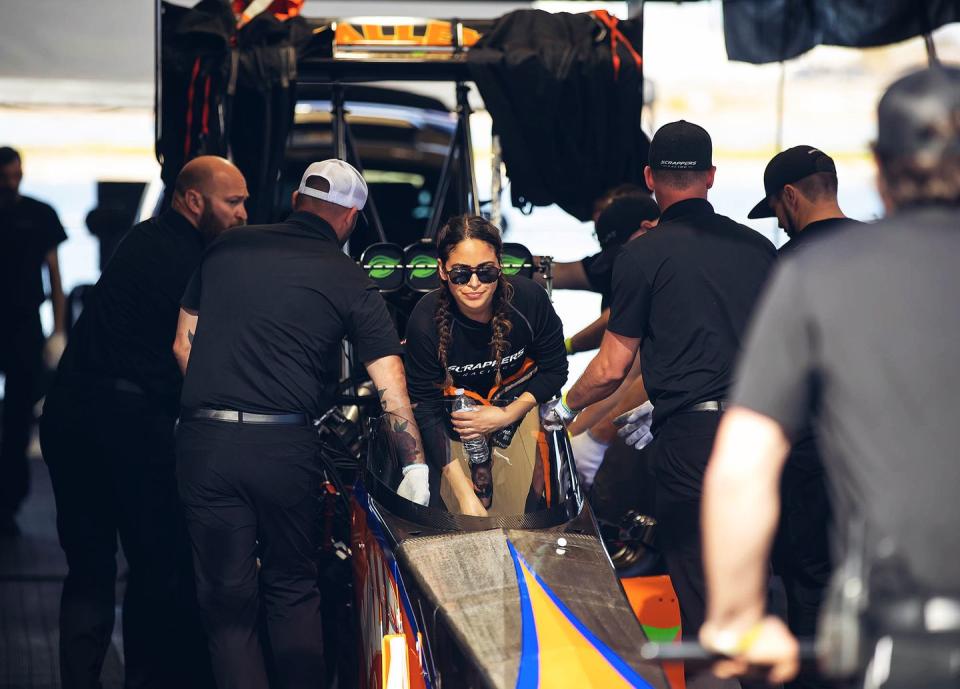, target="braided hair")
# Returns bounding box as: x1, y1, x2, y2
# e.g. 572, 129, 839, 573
434, 215, 515, 390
